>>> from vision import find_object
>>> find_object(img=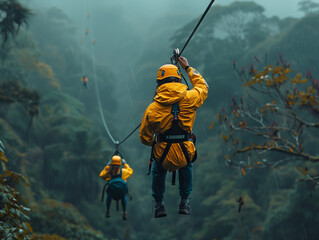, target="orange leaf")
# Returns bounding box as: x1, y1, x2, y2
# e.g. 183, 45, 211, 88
296, 166, 309, 175
209, 122, 215, 130
288, 147, 294, 153
24, 222, 33, 233
241, 167, 246, 176
222, 135, 229, 141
